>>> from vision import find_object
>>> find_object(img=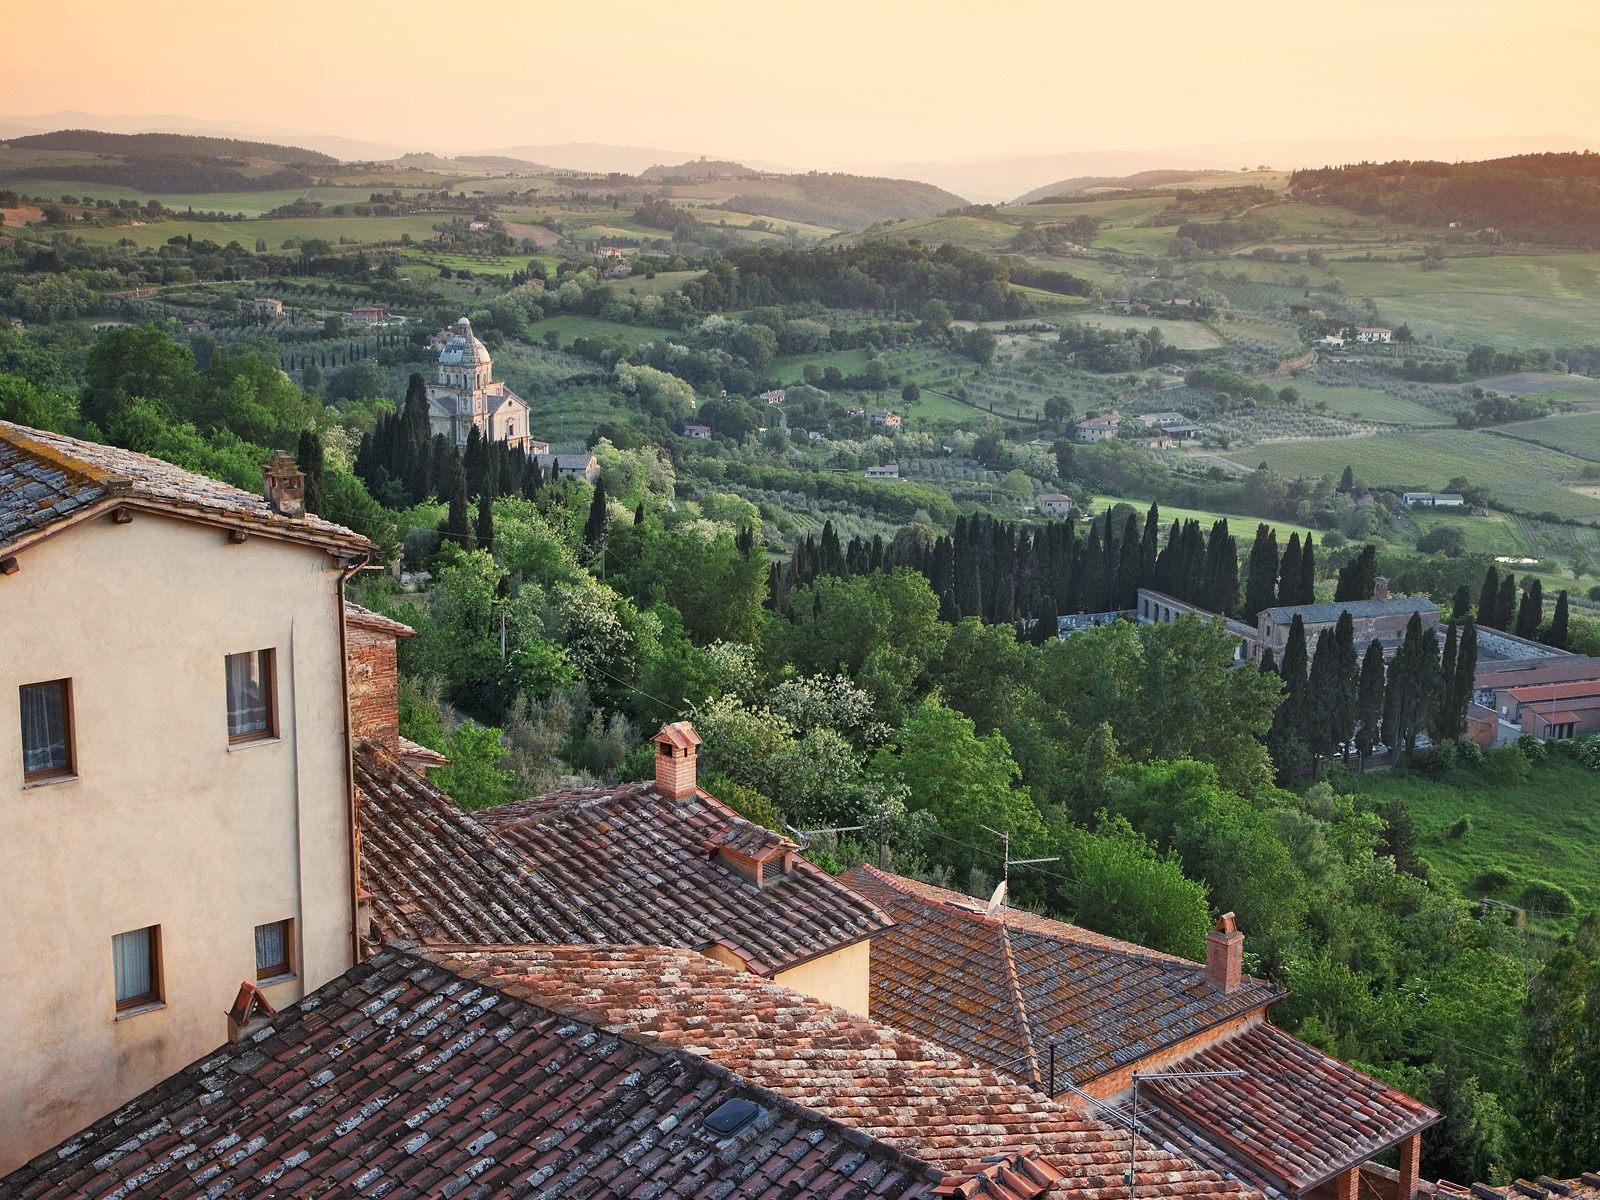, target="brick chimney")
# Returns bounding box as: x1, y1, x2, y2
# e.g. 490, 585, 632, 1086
654, 721, 702, 800
263, 450, 305, 518
1374, 575, 1390, 601
1205, 912, 1244, 994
